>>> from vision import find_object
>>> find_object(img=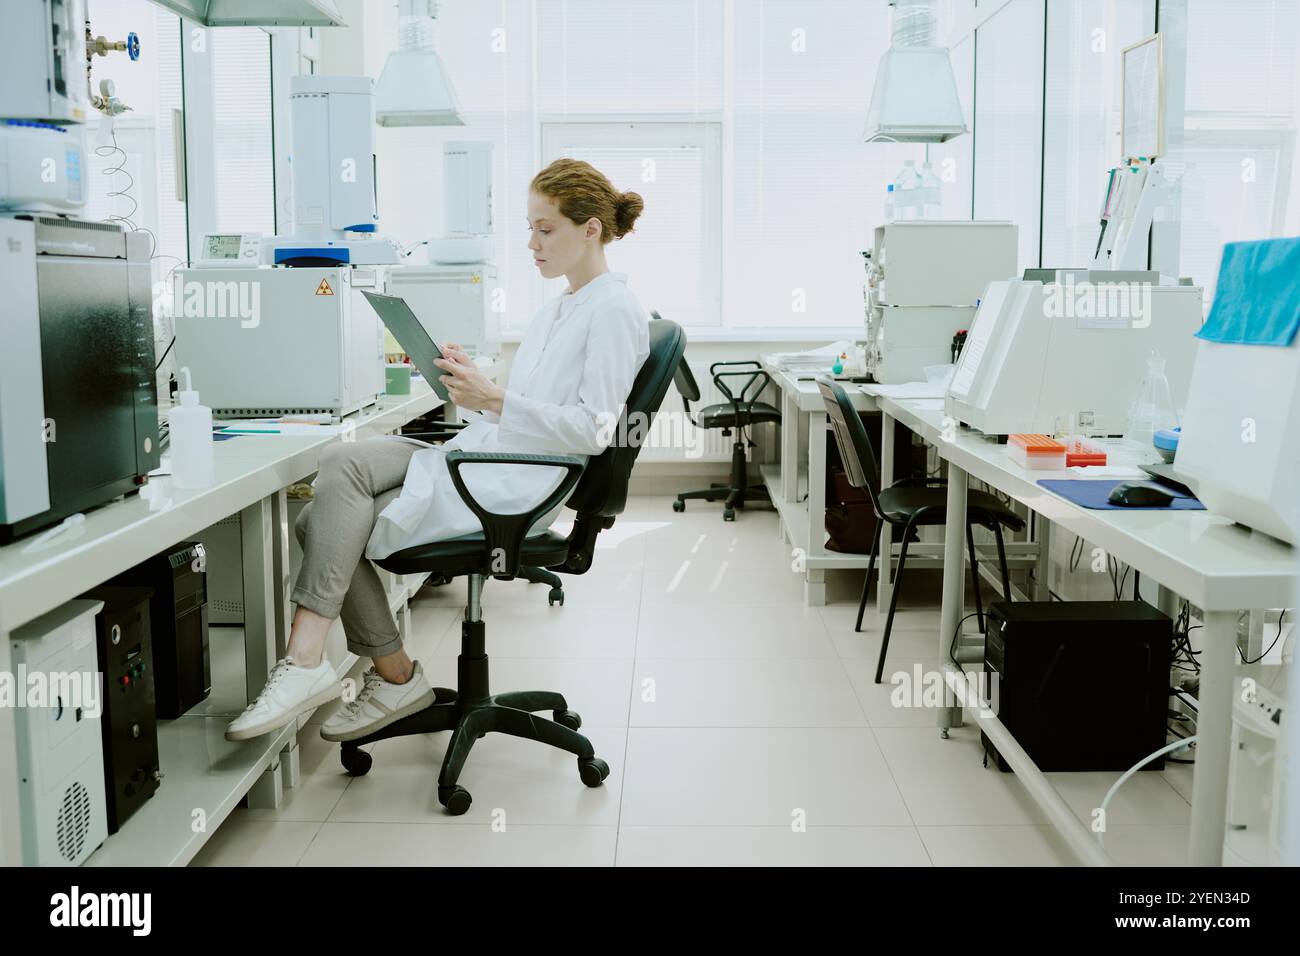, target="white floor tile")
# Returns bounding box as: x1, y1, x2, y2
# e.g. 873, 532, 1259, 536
918, 825, 1075, 866
615, 826, 932, 866
299, 822, 617, 866
189, 814, 322, 866
641, 565, 807, 606
620, 727, 912, 827
630, 658, 866, 727
636, 603, 837, 659
872, 725, 1050, 826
